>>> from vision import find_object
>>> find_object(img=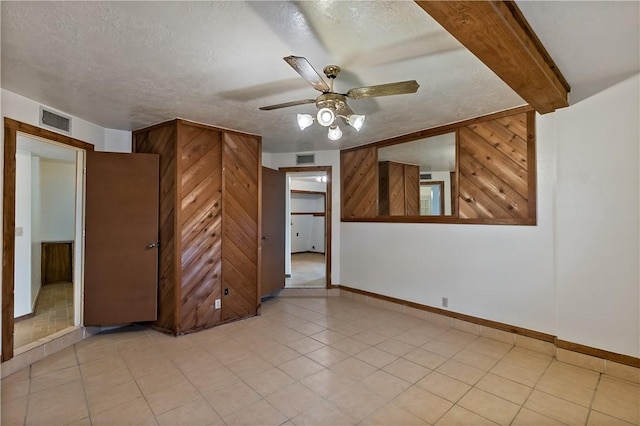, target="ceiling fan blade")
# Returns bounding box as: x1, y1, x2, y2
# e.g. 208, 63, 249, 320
283, 56, 331, 93
259, 99, 316, 111
345, 80, 420, 100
